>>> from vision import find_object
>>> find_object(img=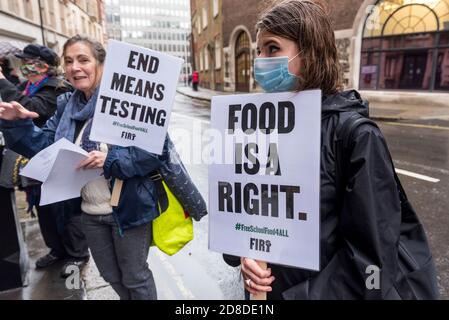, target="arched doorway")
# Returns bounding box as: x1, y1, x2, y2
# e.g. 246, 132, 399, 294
235, 31, 250, 92
360, 0, 449, 91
